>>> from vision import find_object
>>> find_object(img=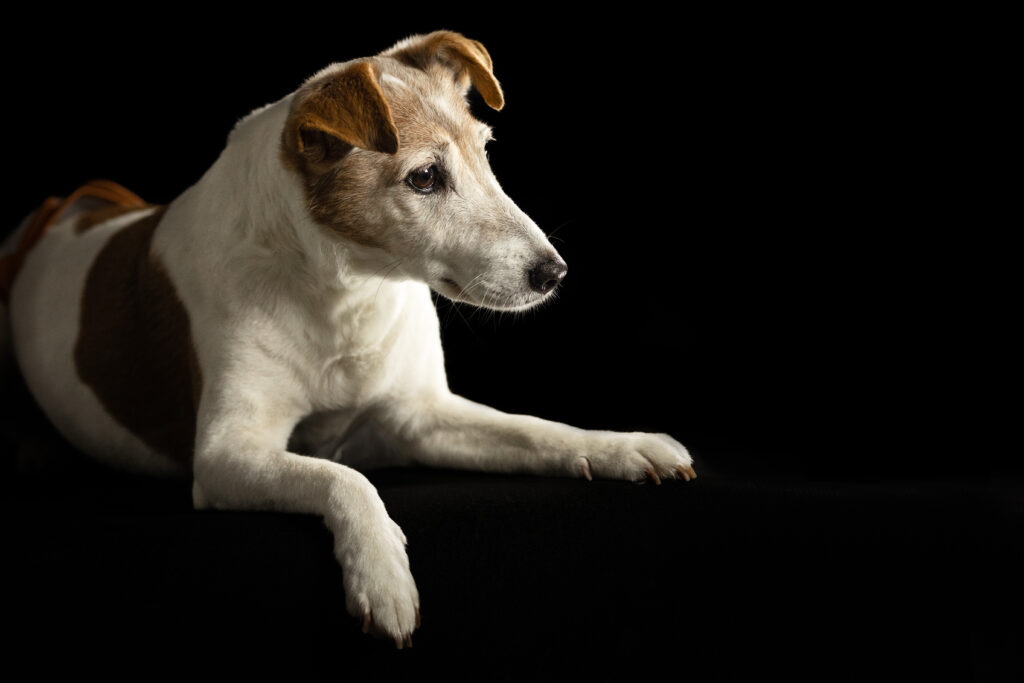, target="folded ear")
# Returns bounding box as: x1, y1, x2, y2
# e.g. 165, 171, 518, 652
283, 61, 399, 172
386, 31, 504, 111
